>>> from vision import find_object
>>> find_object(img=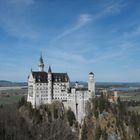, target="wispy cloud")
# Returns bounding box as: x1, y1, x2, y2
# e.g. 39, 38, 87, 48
48, 0, 127, 66
51, 14, 92, 42
51, 0, 125, 43
91, 1, 126, 21
0, 0, 125, 42
46, 48, 87, 64
90, 41, 137, 63
78, 14, 92, 26
103, 1, 126, 14
1, 0, 139, 82
46, 41, 136, 70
